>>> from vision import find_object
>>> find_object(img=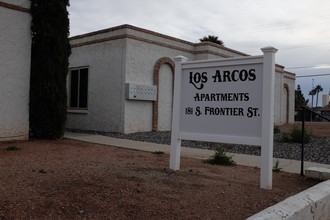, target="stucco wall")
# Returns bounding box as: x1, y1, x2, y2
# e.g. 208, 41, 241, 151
274, 70, 283, 124
274, 67, 295, 125
123, 36, 194, 133
69, 25, 295, 134
0, 1, 31, 141
67, 39, 126, 133
122, 27, 249, 133
158, 64, 173, 131
284, 73, 295, 123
